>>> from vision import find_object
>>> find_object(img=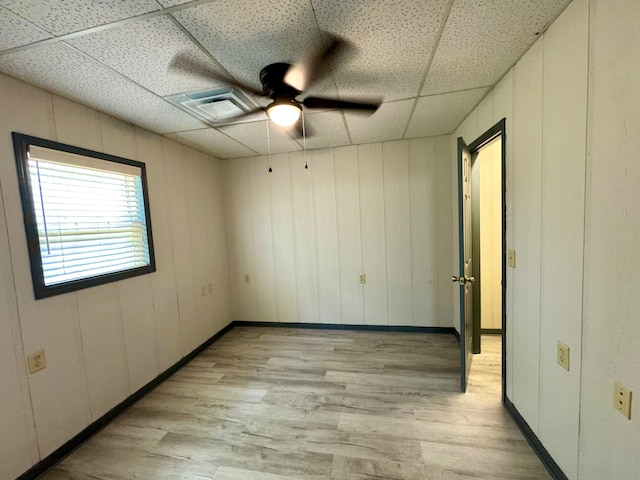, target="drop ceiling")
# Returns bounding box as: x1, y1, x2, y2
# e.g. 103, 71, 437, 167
0, 0, 571, 159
